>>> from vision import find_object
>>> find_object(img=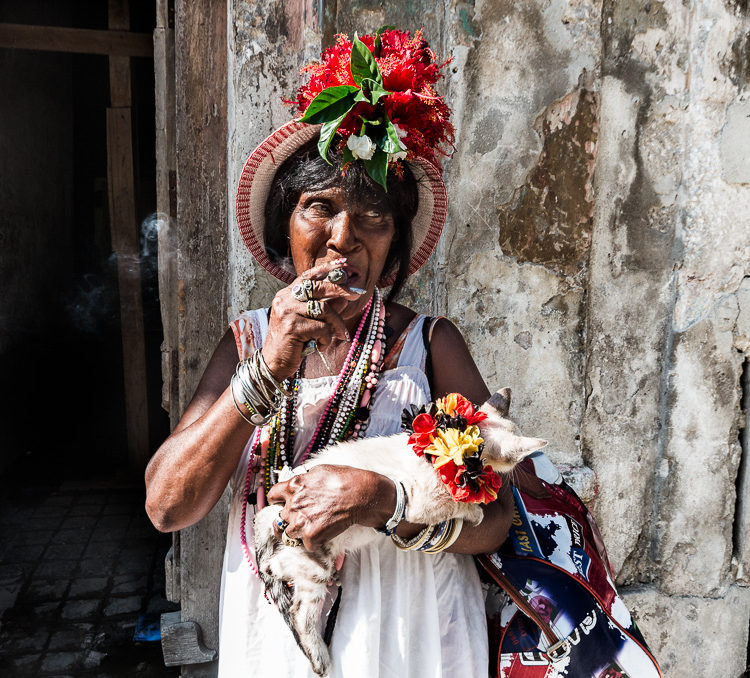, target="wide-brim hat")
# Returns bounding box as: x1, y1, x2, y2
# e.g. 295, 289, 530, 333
235, 120, 447, 287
